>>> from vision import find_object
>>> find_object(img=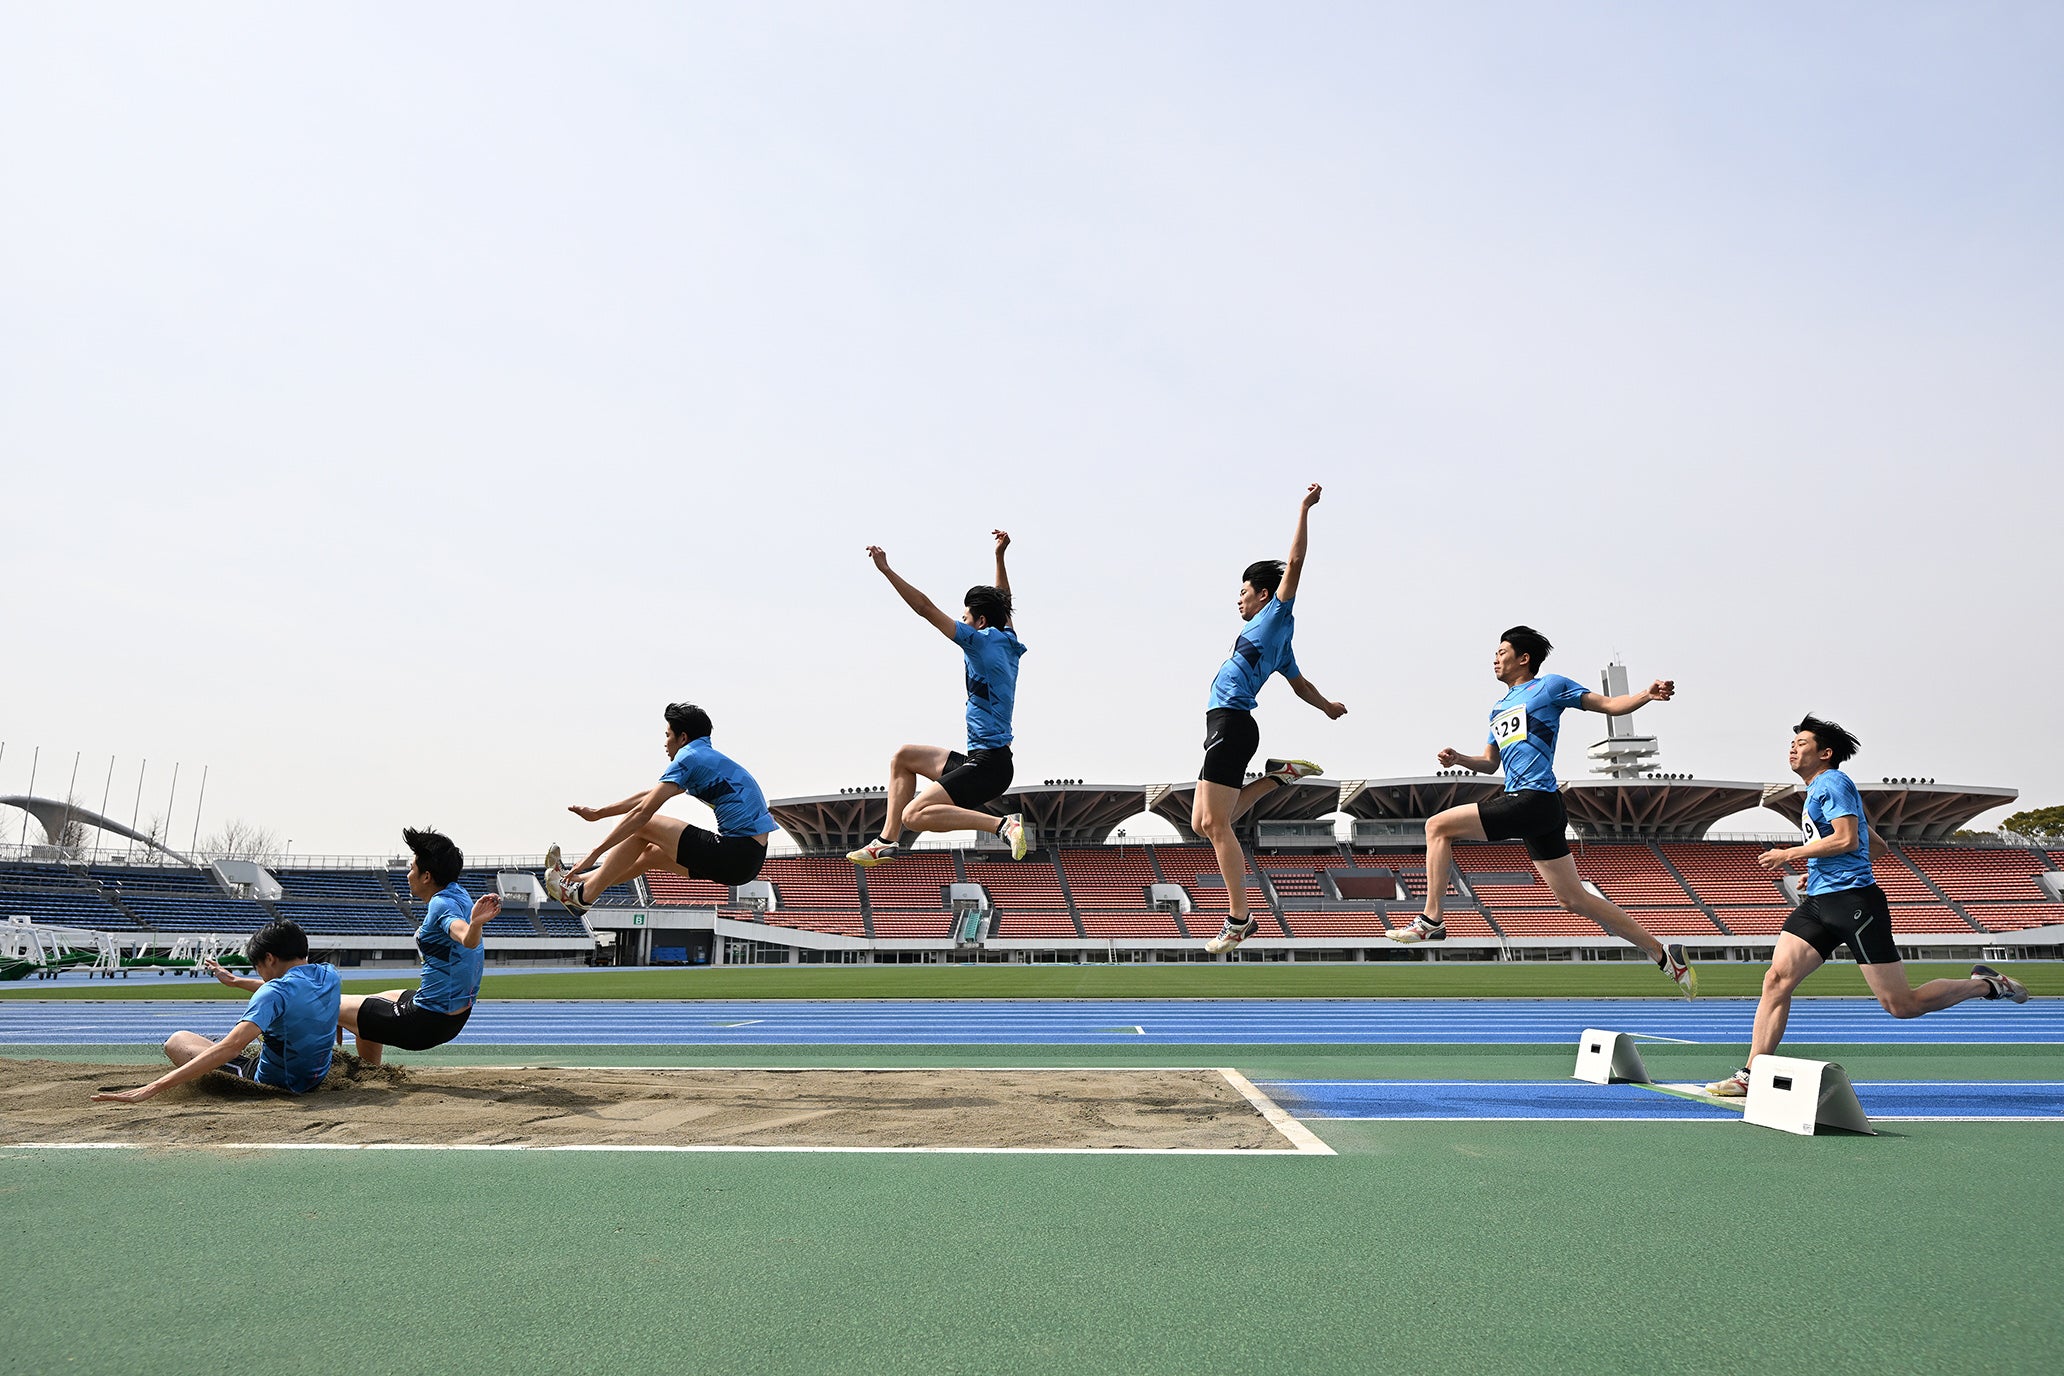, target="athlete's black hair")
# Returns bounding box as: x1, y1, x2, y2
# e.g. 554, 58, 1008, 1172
1500, 625, 1553, 671
402, 826, 465, 887
664, 702, 714, 742
1242, 560, 1286, 598
1795, 714, 1861, 767
245, 919, 309, 967
964, 584, 1012, 629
